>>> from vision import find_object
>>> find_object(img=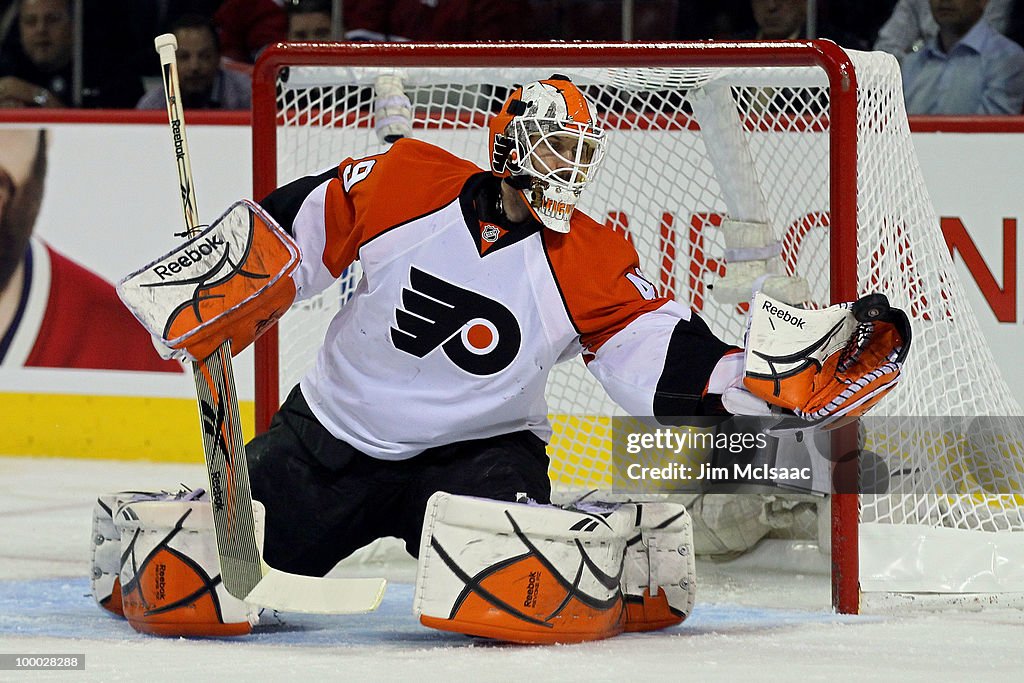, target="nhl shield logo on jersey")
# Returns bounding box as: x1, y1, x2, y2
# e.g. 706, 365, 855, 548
481, 223, 502, 243
391, 266, 521, 375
